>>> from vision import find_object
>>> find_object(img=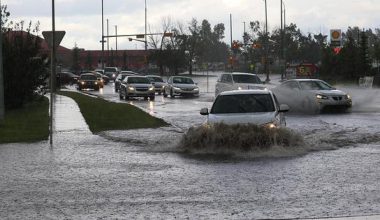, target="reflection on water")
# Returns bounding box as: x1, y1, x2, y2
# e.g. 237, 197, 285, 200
149, 101, 154, 115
